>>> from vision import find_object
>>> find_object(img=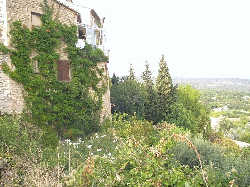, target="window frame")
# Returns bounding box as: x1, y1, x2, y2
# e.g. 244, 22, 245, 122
31, 12, 42, 28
